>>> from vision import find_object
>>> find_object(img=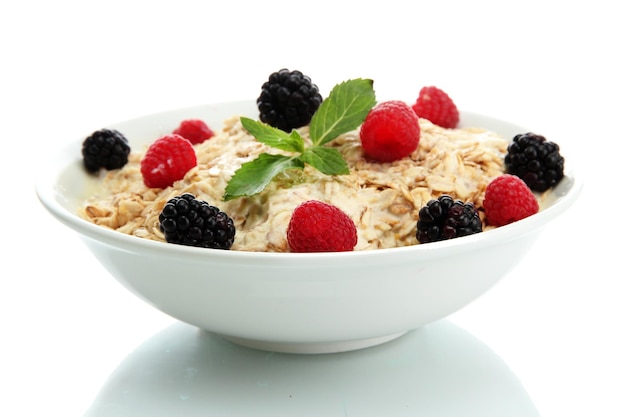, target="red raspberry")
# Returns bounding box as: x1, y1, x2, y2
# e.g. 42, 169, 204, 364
360, 100, 420, 162
411, 86, 459, 128
140, 134, 197, 188
483, 174, 539, 226
172, 119, 214, 144
287, 200, 357, 252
